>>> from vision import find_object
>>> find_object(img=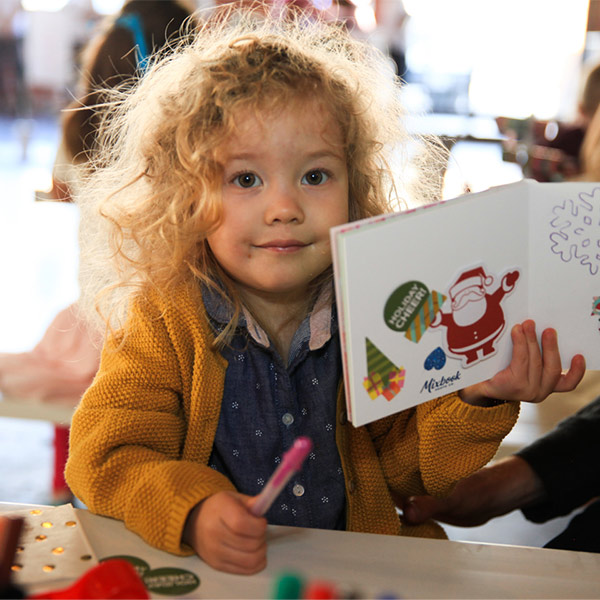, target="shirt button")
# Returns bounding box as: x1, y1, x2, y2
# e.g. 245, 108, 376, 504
282, 413, 294, 426
292, 484, 305, 497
